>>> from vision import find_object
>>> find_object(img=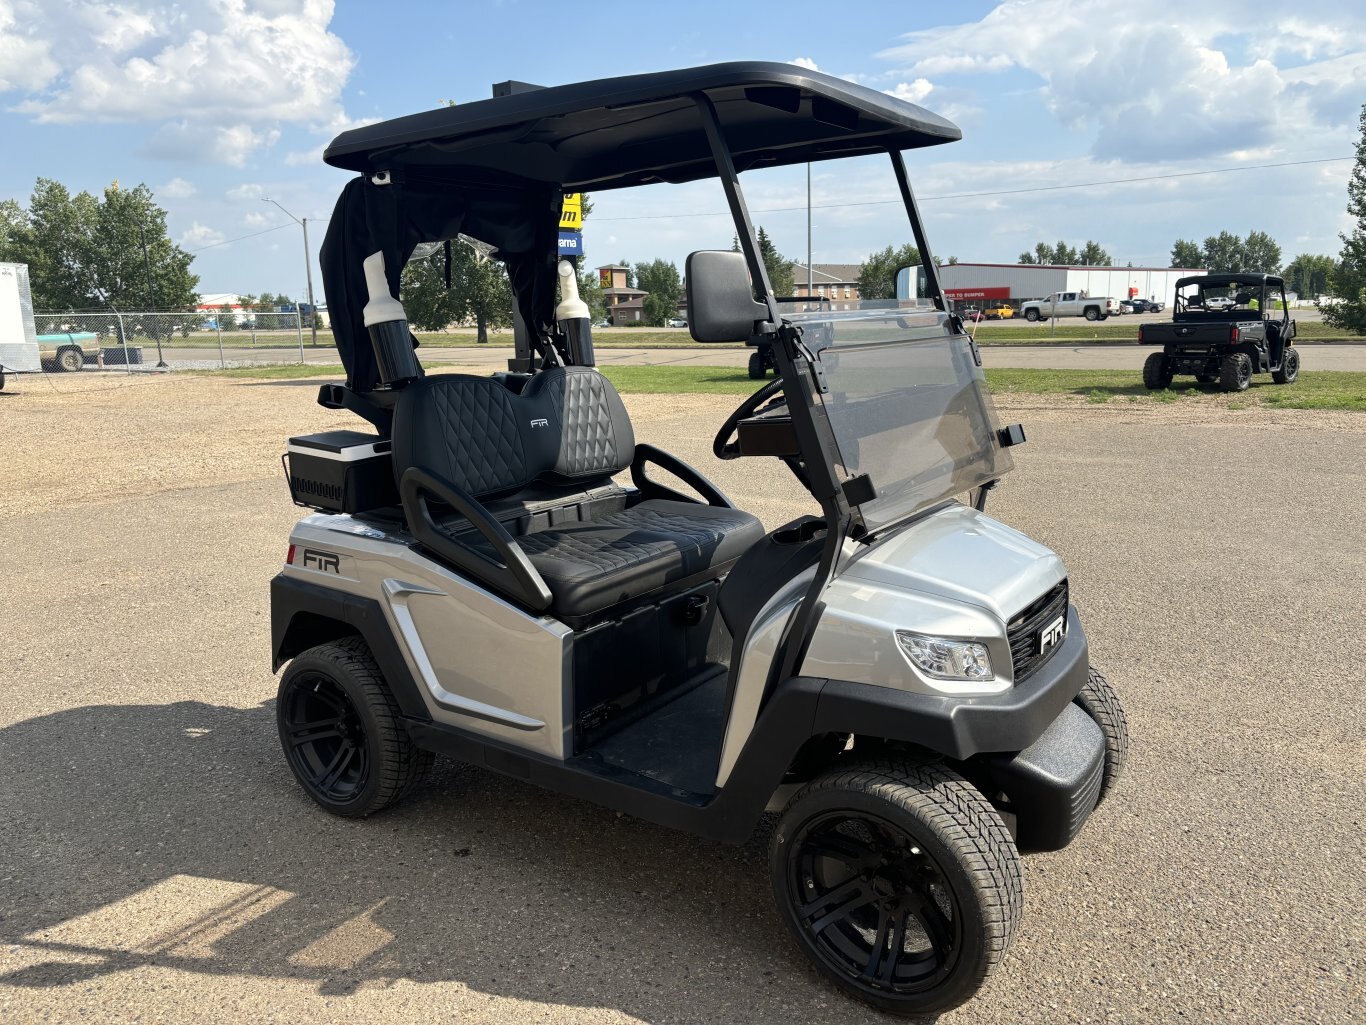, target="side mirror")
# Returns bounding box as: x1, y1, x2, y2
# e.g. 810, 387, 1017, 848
685, 251, 769, 343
